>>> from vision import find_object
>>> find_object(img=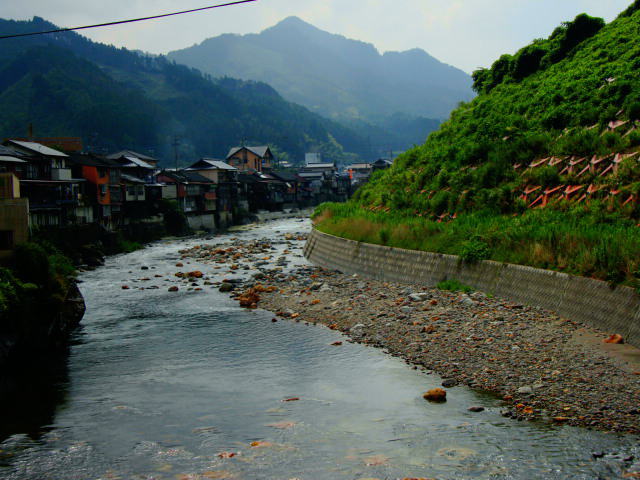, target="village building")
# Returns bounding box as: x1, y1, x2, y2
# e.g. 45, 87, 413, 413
0, 173, 29, 261
237, 171, 287, 212
226, 146, 273, 172
68, 153, 124, 229
186, 158, 239, 227
2, 140, 85, 227
156, 170, 217, 231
